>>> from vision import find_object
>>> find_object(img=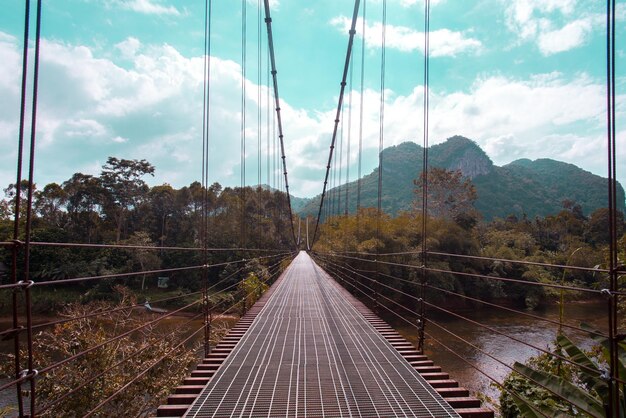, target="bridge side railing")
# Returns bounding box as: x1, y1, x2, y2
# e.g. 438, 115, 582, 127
1, 241, 292, 417
312, 249, 624, 417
